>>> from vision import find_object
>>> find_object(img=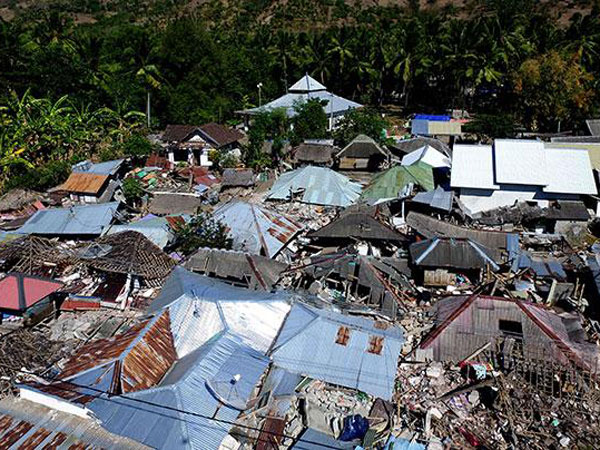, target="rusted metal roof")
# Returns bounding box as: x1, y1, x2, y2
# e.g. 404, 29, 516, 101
60, 172, 109, 195
35, 310, 176, 402
0, 397, 148, 449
